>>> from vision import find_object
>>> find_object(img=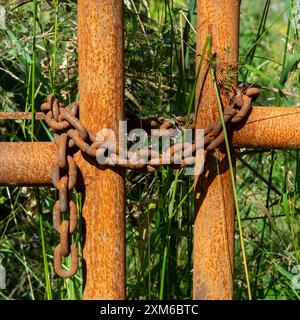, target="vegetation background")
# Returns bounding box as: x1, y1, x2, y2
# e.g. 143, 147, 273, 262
0, 0, 300, 300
